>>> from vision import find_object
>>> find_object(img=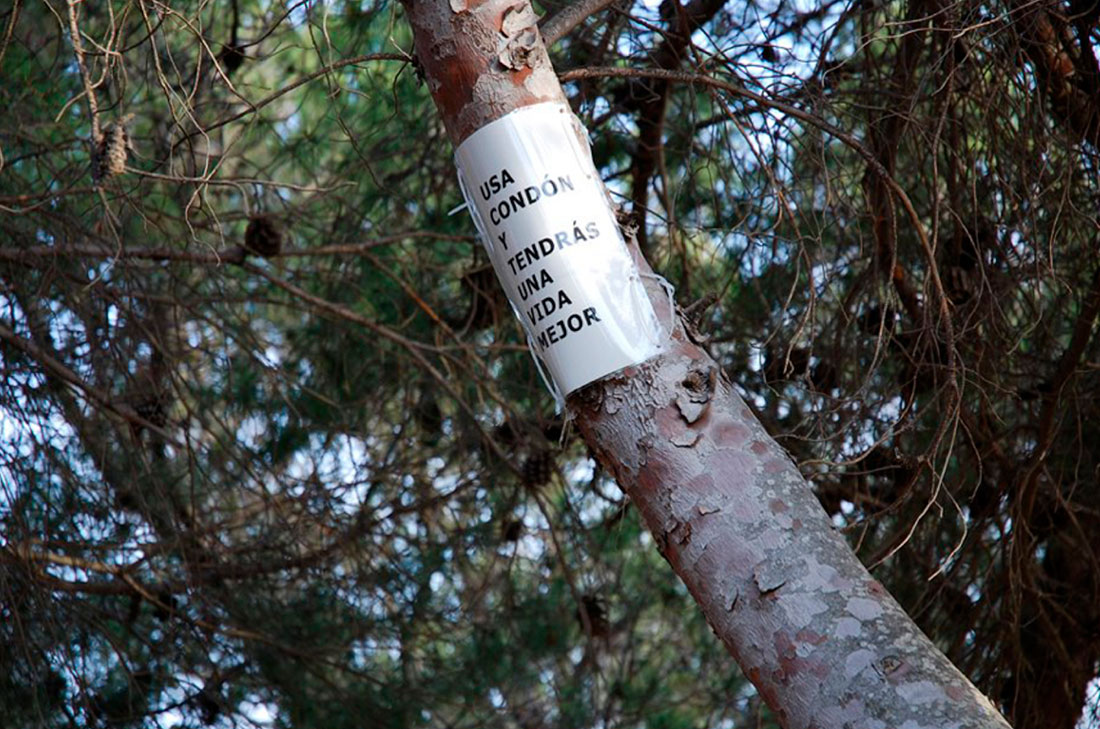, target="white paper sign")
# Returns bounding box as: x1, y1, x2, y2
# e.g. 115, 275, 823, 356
455, 102, 662, 397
